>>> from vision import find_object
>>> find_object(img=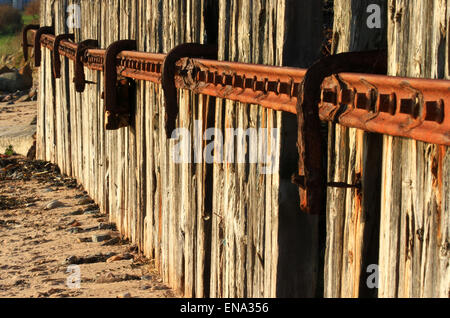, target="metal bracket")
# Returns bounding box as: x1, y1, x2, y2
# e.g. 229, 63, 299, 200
162, 43, 218, 138
73, 39, 98, 92
34, 26, 54, 67
103, 40, 137, 130
294, 49, 387, 214
22, 24, 39, 61
52, 34, 74, 78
